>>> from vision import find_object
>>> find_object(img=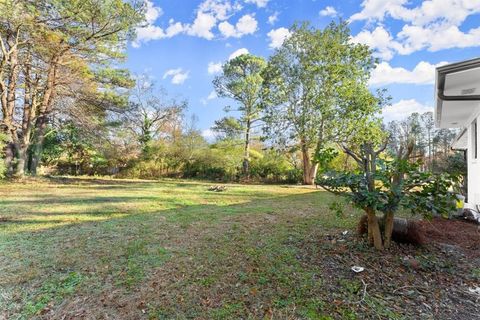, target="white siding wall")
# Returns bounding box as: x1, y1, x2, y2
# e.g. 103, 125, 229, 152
467, 111, 480, 209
